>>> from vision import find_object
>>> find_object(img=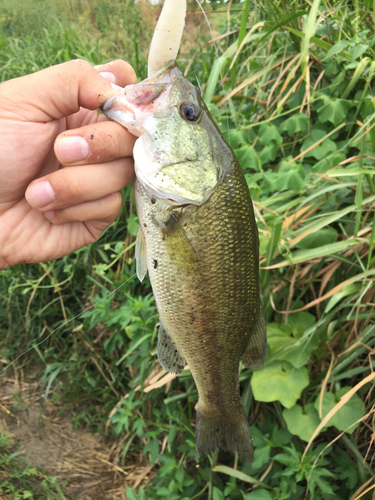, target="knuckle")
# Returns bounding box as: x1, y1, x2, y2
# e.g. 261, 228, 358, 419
59, 171, 83, 203
102, 192, 122, 220
106, 191, 123, 210
72, 58, 93, 72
